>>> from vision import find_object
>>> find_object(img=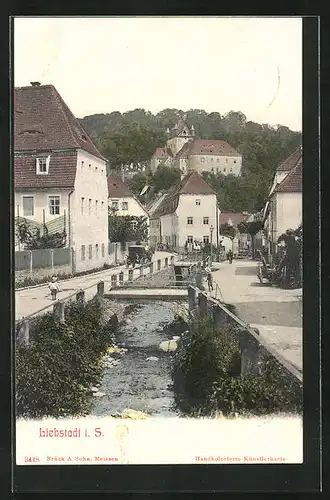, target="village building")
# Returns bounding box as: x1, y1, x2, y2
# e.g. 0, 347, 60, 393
14, 82, 109, 273
263, 147, 302, 260
107, 171, 149, 222
148, 171, 219, 250
150, 116, 242, 176
219, 211, 251, 255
